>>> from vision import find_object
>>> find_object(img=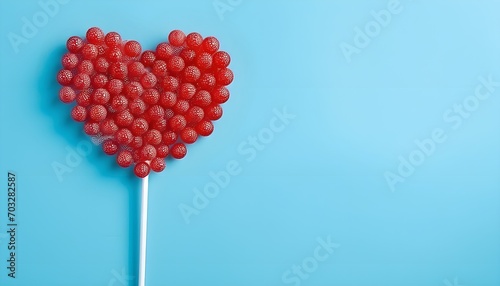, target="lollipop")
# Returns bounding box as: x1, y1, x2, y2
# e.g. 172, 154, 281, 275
57, 27, 233, 286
